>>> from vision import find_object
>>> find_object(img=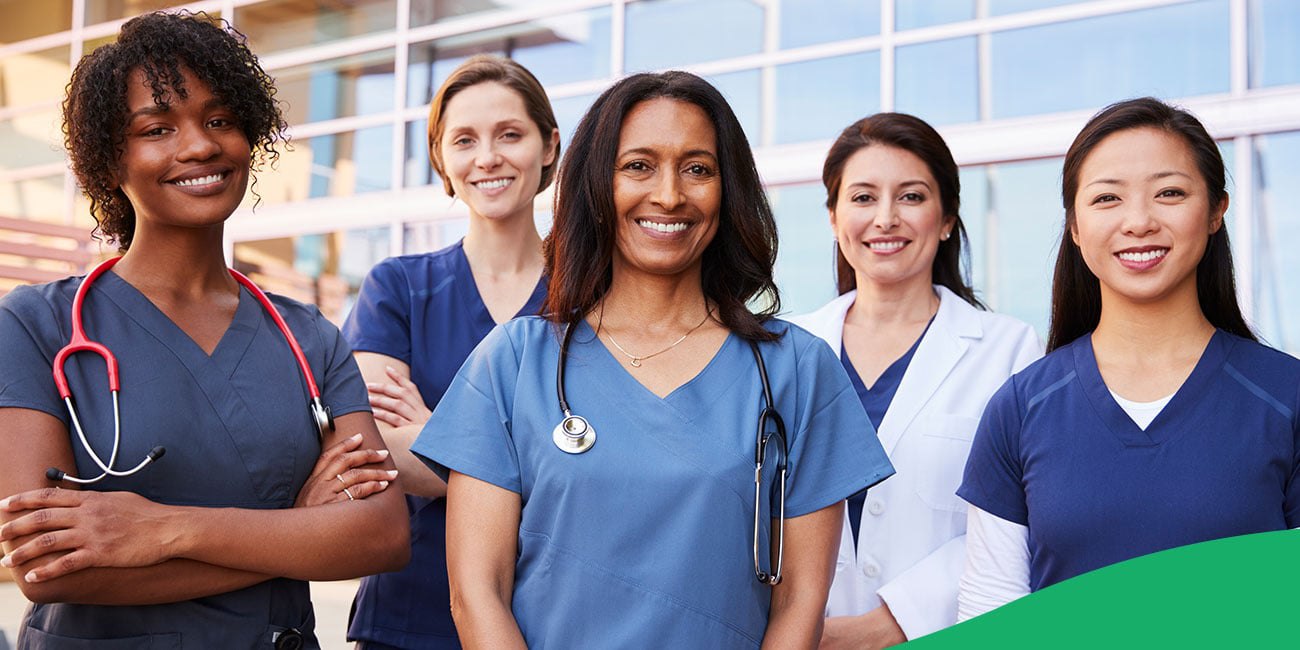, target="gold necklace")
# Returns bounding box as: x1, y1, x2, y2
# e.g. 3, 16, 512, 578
599, 304, 713, 368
